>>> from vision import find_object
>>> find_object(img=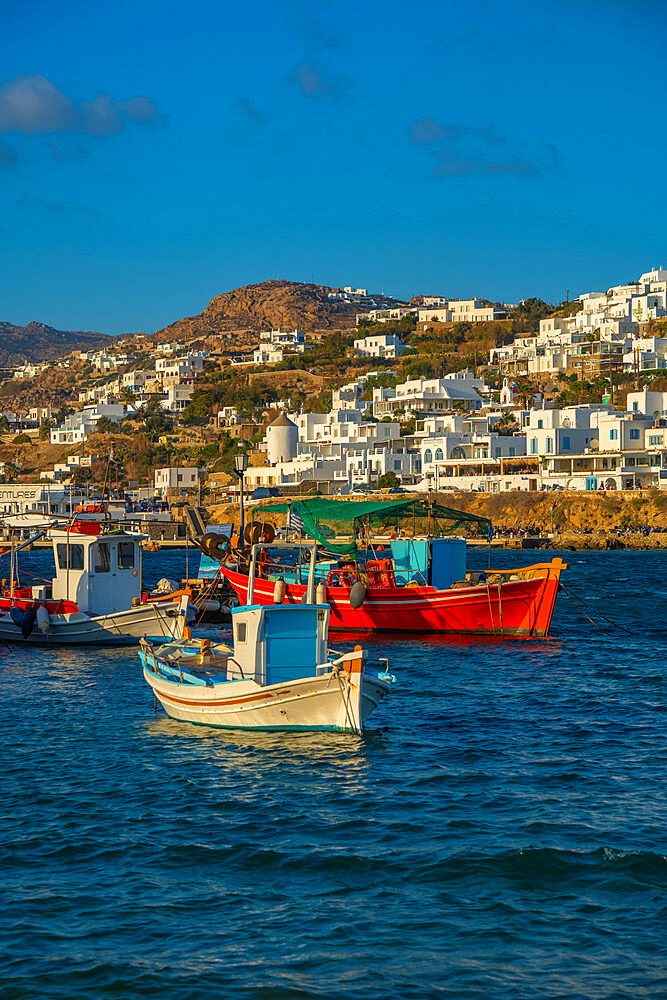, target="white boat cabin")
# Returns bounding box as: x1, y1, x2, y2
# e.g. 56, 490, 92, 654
50, 529, 142, 613
228, 604, 329, 685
